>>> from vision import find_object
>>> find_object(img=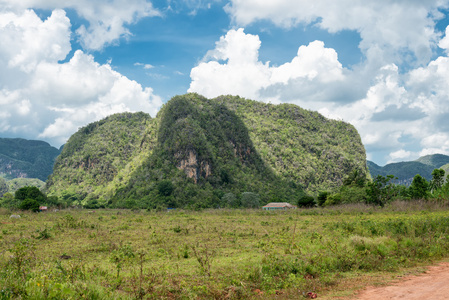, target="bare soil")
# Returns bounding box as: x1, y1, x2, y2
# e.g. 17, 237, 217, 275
355, 262, 449, 299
